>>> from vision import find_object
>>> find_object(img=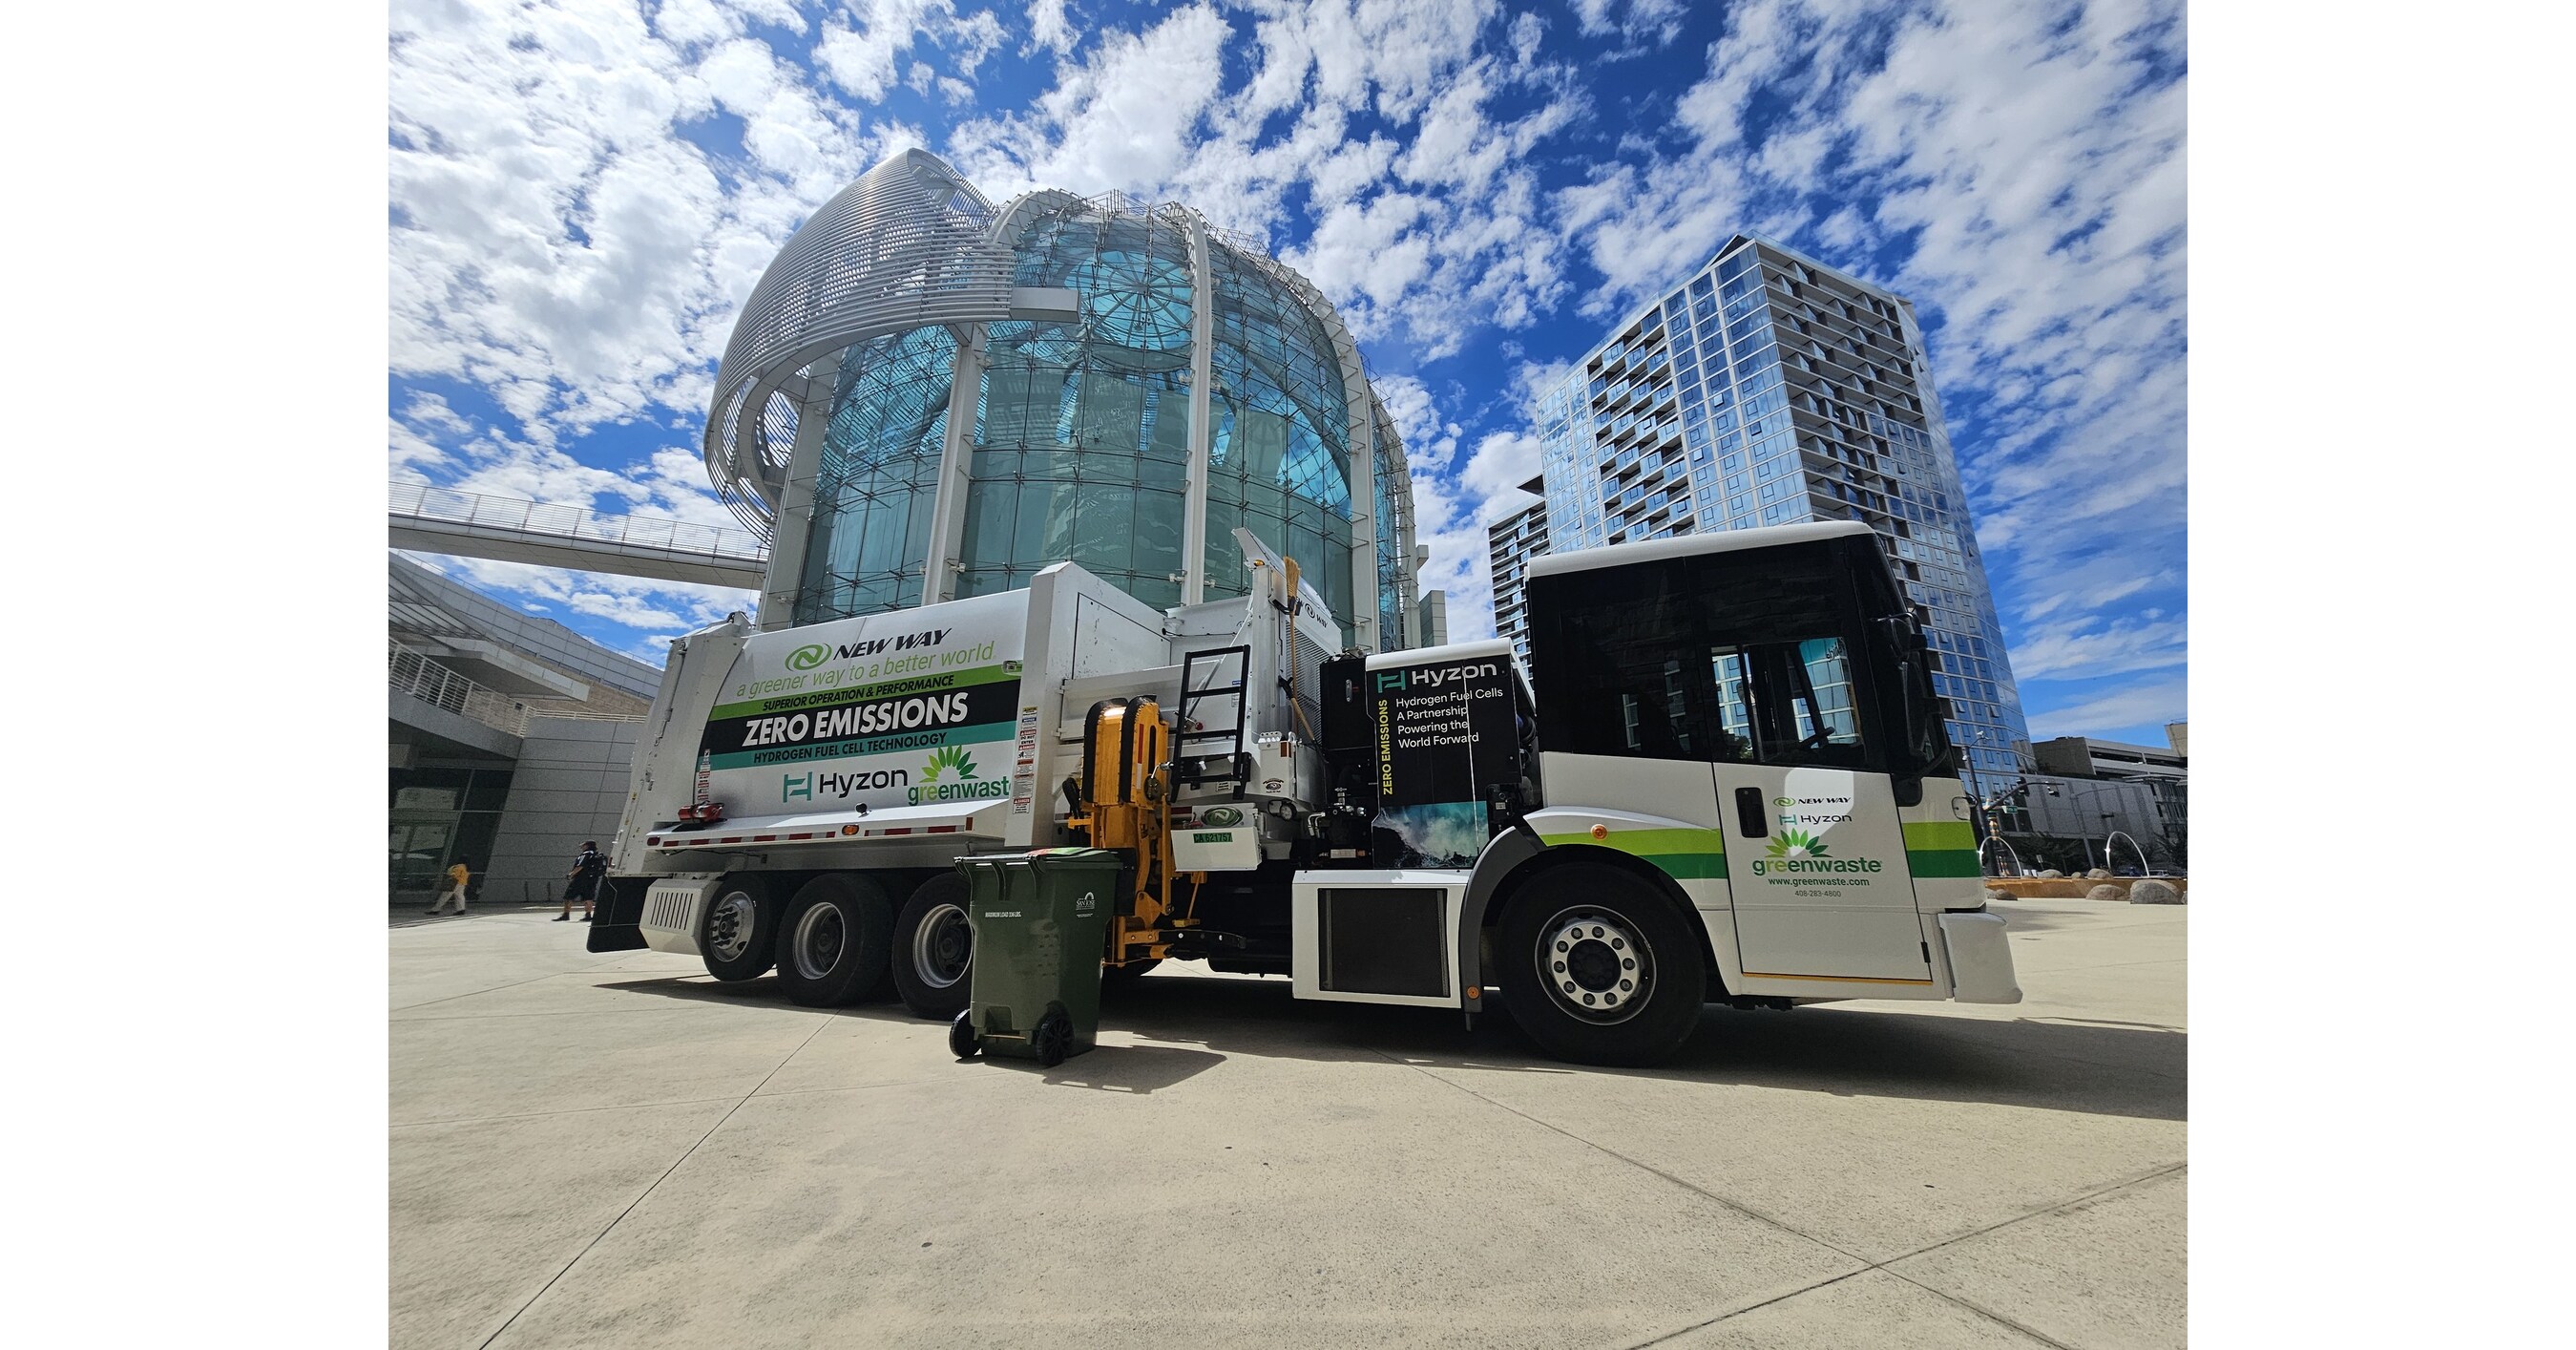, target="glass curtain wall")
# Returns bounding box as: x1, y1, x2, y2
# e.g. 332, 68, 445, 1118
1371, 414, 1406, 643
1204, 244, 1354, 642
957, 203, 1194, 608
794, 327, 958, 622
